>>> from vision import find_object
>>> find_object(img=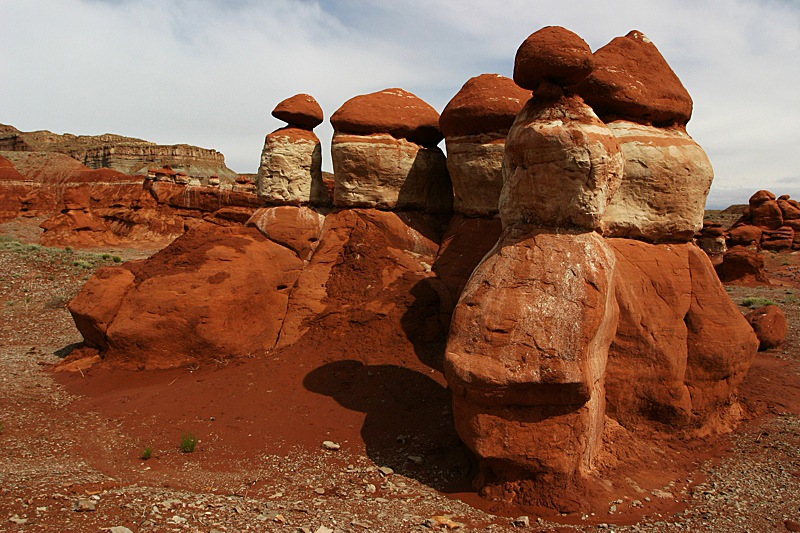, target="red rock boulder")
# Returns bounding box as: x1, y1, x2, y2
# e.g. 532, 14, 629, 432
330, 88, 442, 146
727, 225, 762, 247
717, 246, 769, 285
68, 224, 305, 369
761, 226, 794, 251
749, 190, 783, 230
746, 305, 788, 351
572, 30, 693, 126
272, 93, 324, 130
513, 26, 594, 89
